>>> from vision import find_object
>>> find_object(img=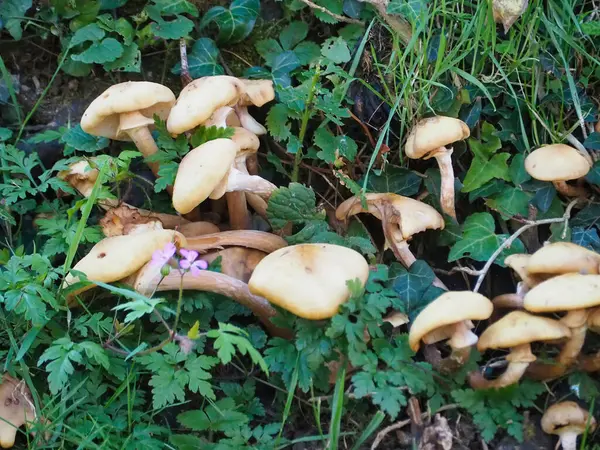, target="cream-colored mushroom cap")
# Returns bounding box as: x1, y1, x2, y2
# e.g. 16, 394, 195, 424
524, 274, 600, 312
58, 159, 99, 197
336, 193, 445, 240
541, 401, 597, 436
405, 116, 470, 159
172, 139, 239, 214
80, 82, 175, 140
525, 144, 590, 181
64, 229, 186, 289
527, 242, 600, 276
248, 244, 369, 320
504, 253, 540, 286
477, 311, 571, 352
408, 292, 493, 351
167, 76, 245, 135
238, 79, 275, 107
231, 127, 260, 156
0, 374, 35, 448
